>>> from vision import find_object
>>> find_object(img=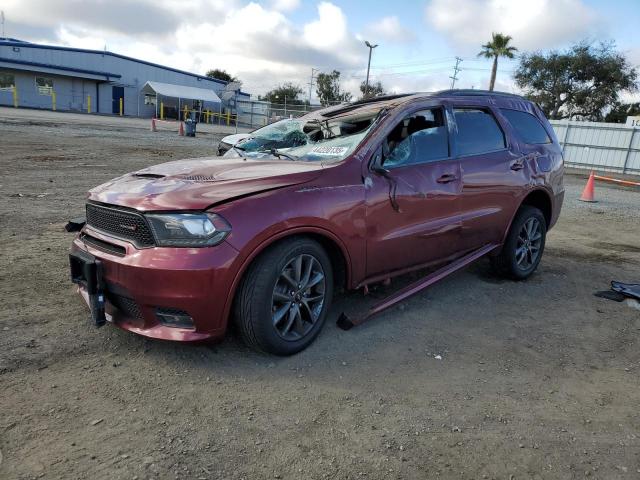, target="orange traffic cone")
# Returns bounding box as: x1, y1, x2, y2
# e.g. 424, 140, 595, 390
151, 118, 157, 132
579, 171, 597, 202
179, 122, 184, 136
